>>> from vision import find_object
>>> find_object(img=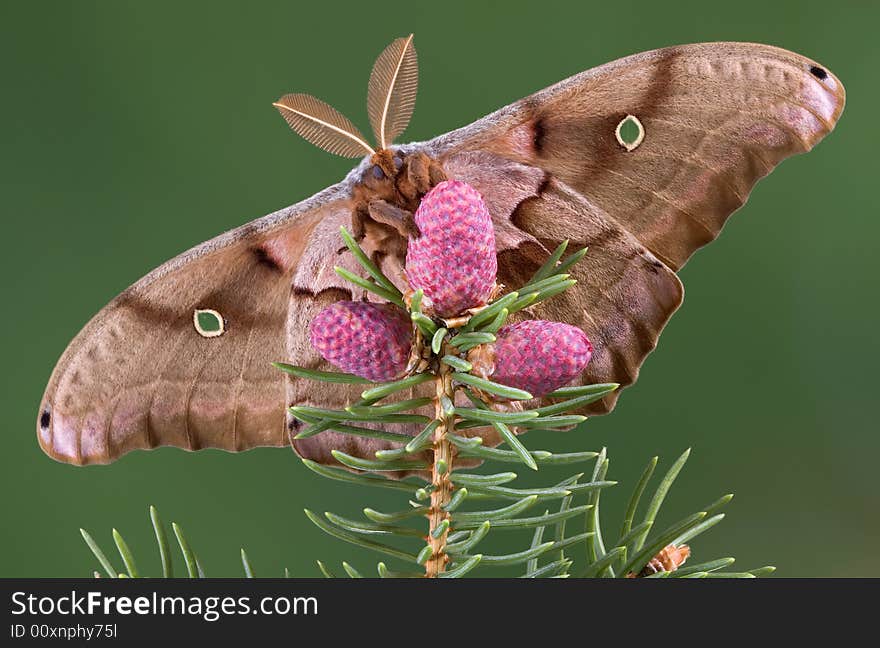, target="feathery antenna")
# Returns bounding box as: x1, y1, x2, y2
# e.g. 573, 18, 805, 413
367, 34, 418, 150
273, 93, 375, 158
